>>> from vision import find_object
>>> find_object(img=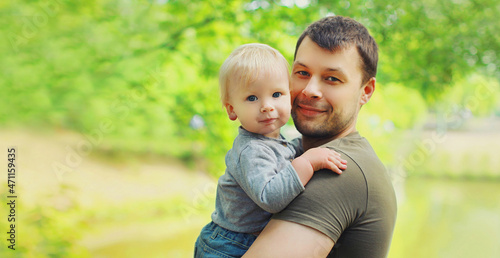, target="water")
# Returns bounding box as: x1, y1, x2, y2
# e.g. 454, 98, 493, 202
389, 178, 500, 258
